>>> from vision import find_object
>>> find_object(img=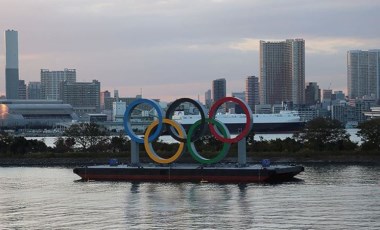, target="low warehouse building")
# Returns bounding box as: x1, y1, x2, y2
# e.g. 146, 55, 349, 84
0, 100, 78, 129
